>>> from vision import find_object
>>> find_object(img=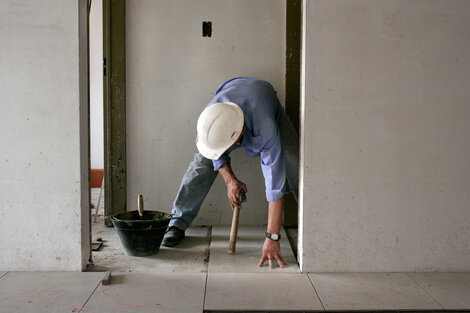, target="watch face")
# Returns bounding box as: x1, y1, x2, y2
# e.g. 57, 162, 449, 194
271, 234, 279, 240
